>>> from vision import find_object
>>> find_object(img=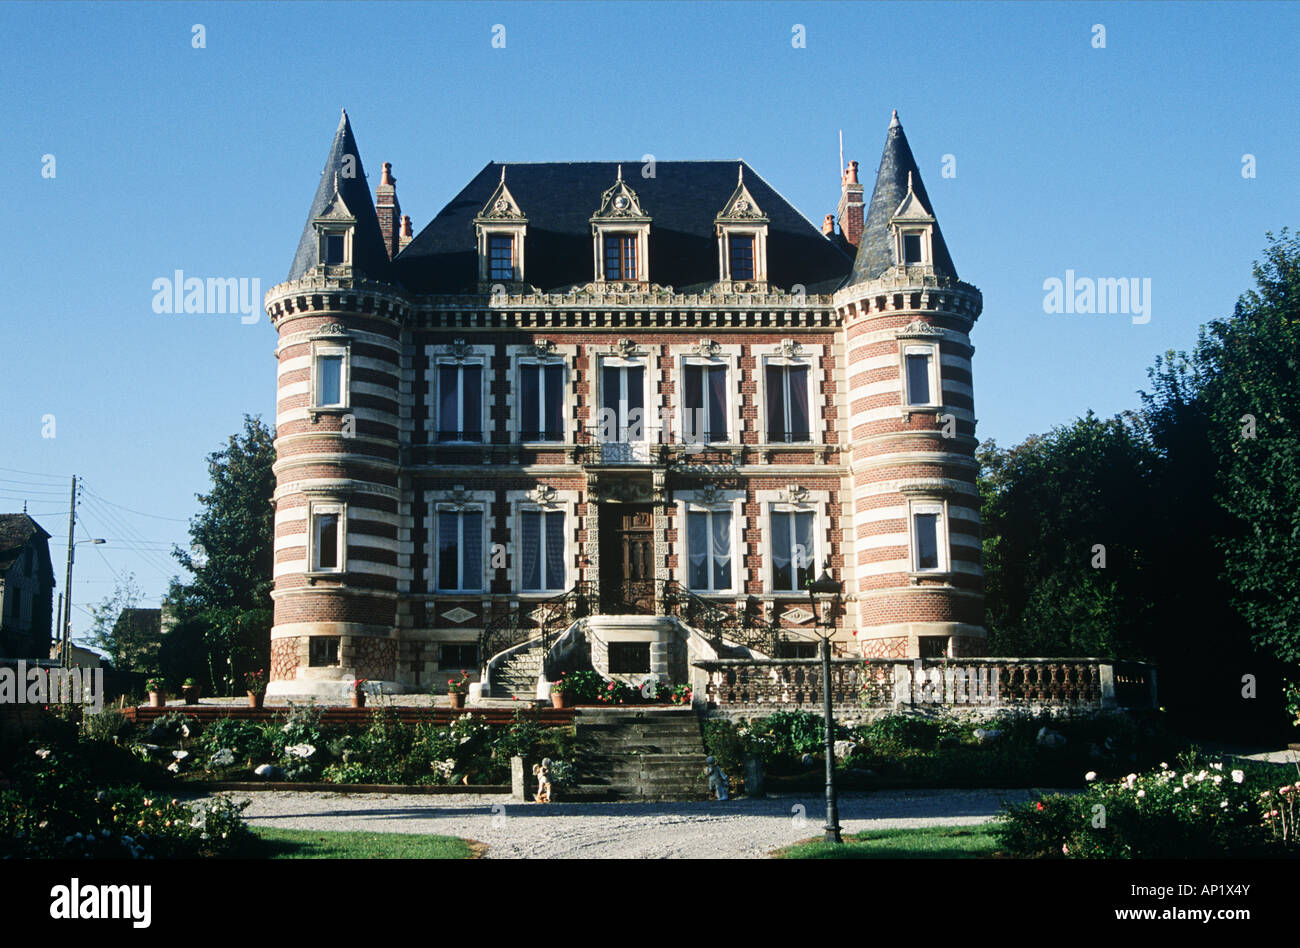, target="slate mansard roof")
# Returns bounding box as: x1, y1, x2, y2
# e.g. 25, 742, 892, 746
392, 161, 855, 295
287, 111, 393, 284
0, 514, 53, 579
850, 113, 957, 283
